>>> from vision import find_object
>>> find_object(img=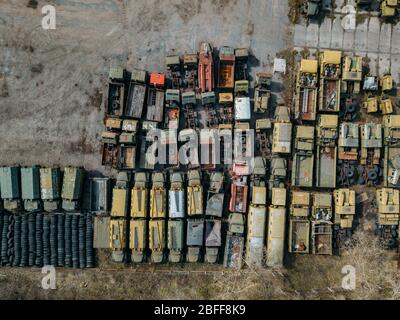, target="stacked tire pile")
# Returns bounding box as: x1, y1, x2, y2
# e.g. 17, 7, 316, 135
0, 212, 94, 268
